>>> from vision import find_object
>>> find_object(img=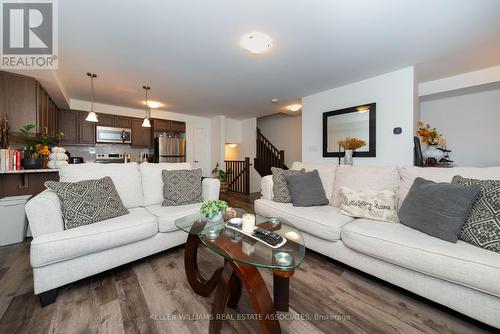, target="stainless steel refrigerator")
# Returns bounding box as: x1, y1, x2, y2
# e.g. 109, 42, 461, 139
154, 135, 186, 163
